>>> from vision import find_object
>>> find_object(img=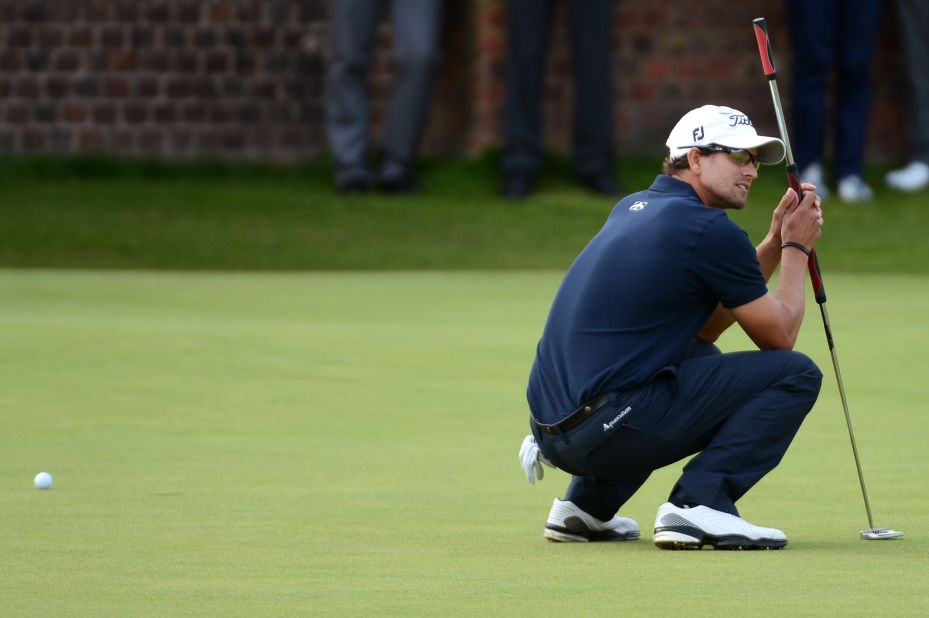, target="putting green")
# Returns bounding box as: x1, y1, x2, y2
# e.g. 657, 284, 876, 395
1, 270, 925, 616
